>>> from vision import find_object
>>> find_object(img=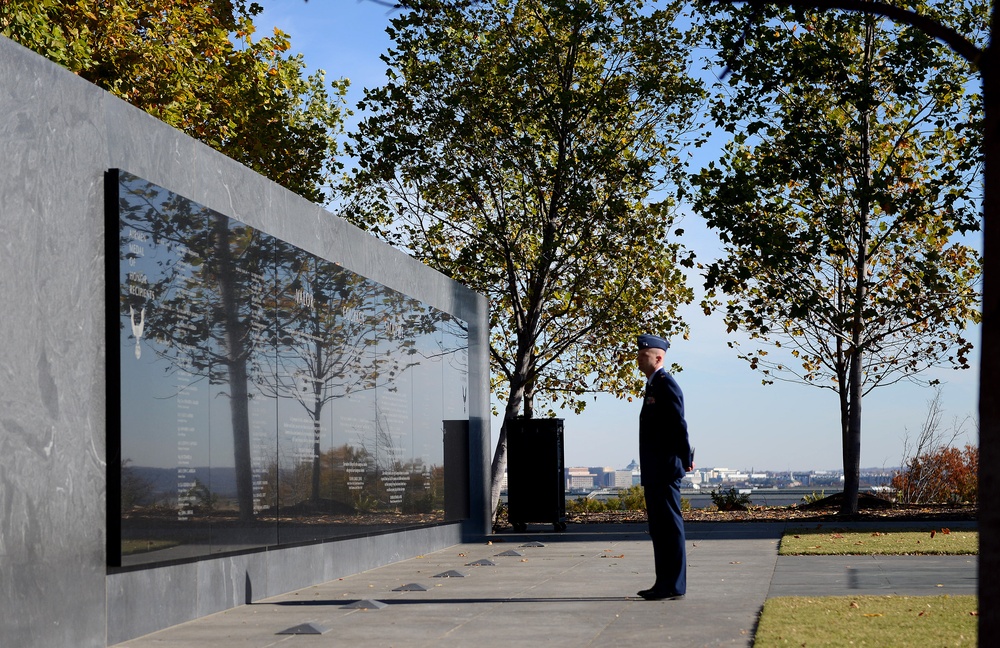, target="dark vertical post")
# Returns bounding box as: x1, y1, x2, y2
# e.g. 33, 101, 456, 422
104, 169, 122, 568
978, 30, 998, 646
444, 420, 470, 521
